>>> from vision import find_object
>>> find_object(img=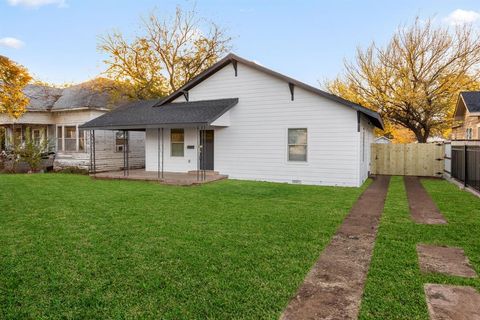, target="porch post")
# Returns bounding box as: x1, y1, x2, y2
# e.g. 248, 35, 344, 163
123, 130, 127, 177
126, 130, 130, 176
161, 128, 164, 179
196, 127, 200, 182
157, 128, 160, 180
90, 130, 96, 174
